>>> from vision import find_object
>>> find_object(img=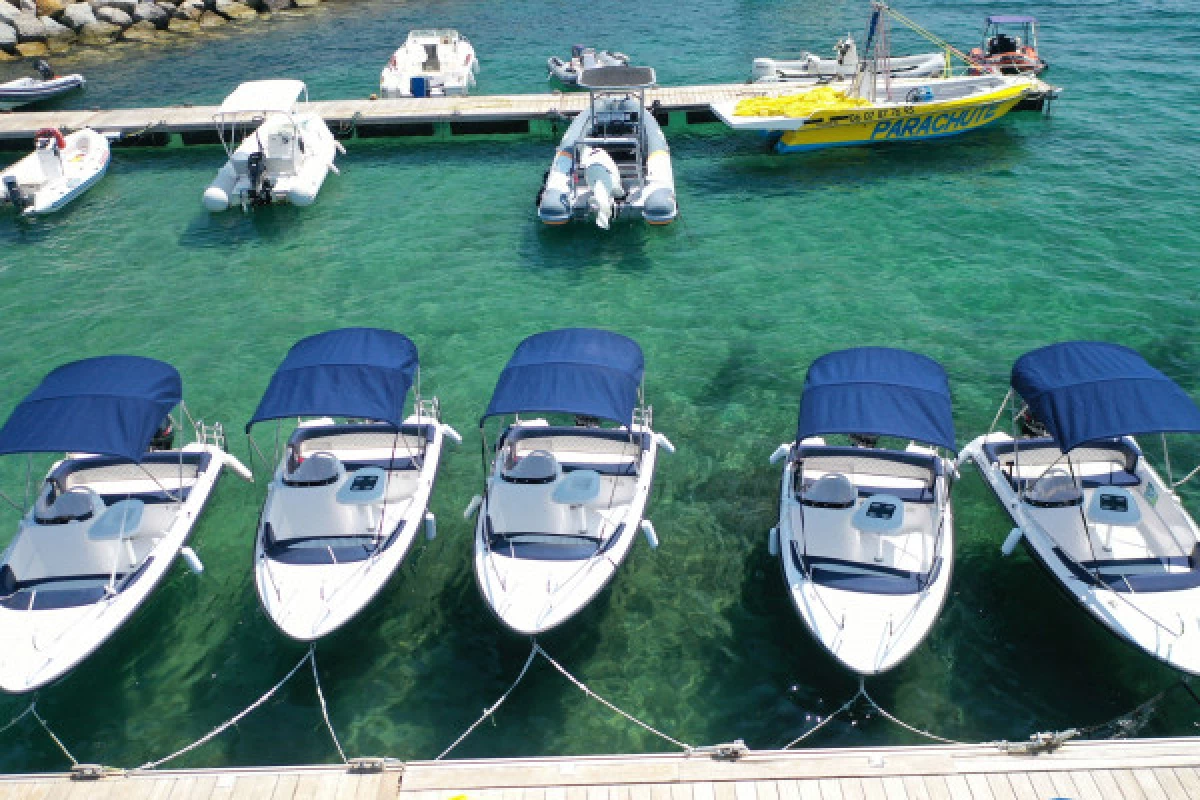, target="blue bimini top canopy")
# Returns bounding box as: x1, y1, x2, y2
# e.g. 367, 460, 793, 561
987, 15, 1036, 24
247, 328, 419, 432
0, 355, 182, 463
797, 347, 957, 452
482, 328, 644, 427
1011, 341, 1200, 453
